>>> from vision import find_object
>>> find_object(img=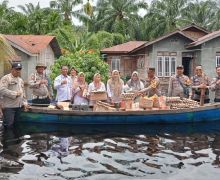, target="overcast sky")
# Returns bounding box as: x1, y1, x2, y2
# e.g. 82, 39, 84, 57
4, 0, 96, 10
